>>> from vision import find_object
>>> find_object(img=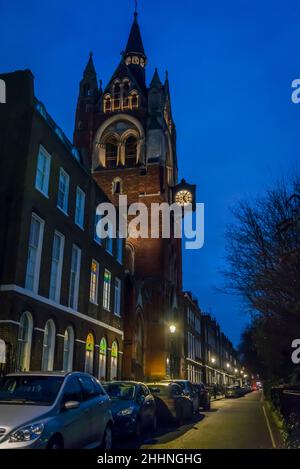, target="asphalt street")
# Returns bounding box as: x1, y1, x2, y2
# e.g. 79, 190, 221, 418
115, 391, 282, 449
